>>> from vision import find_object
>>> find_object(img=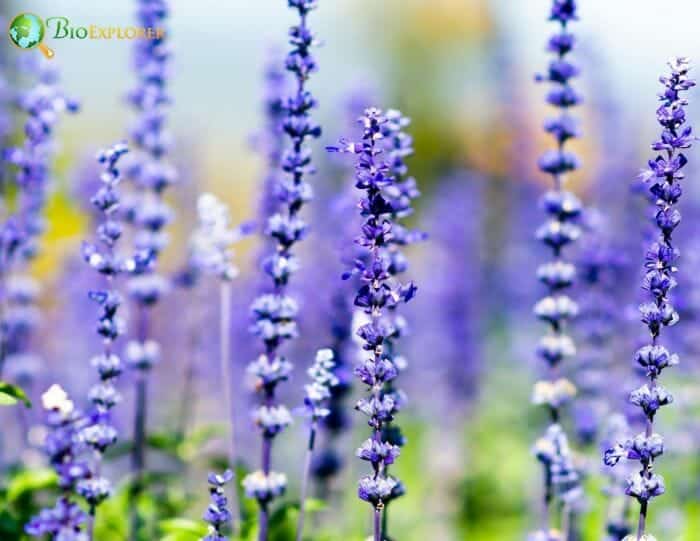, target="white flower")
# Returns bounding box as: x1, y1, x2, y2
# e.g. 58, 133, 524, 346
190, 193, 242, 281
41, 384, 74, 415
